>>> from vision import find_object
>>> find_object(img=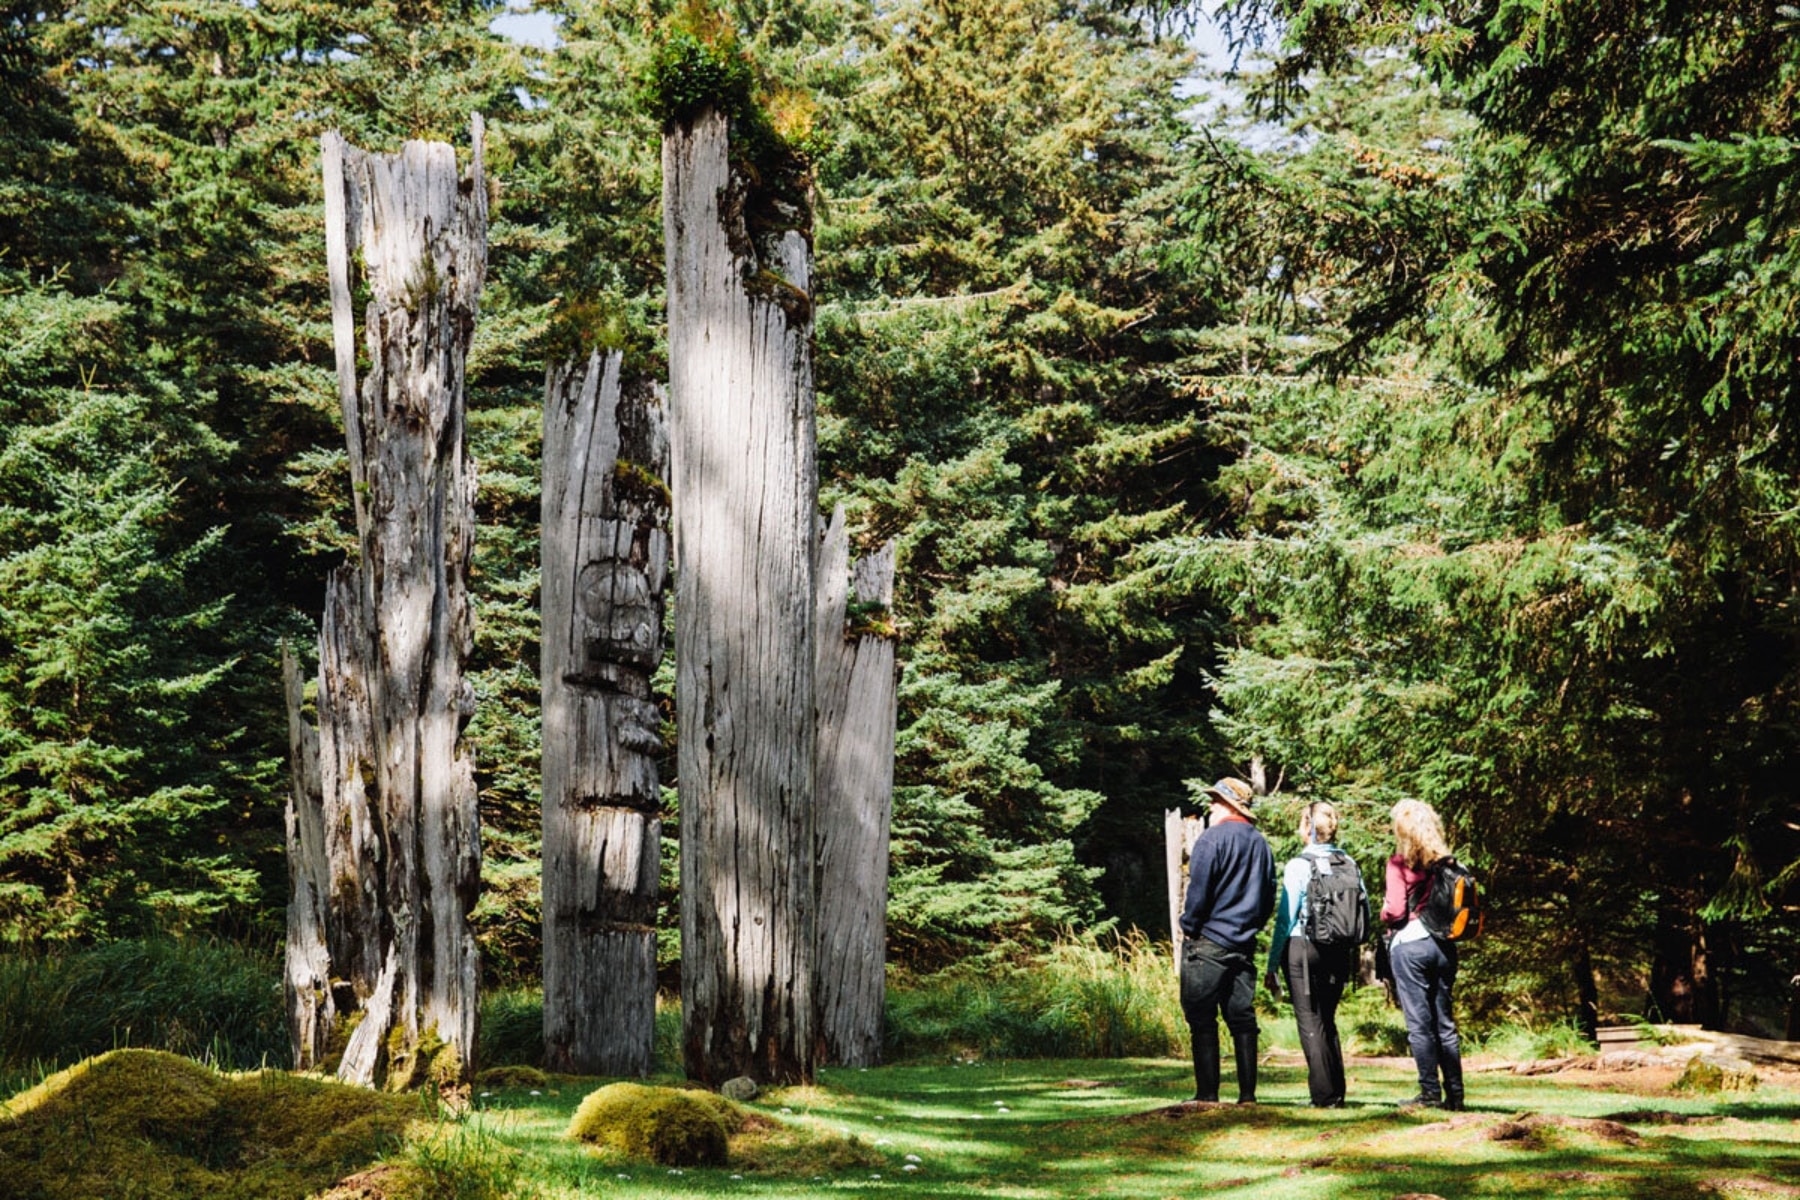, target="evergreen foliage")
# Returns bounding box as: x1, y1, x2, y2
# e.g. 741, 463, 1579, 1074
1167, 0, 1800, 1028
2, 0, 1796, 1039
815, 0, 1232, 956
